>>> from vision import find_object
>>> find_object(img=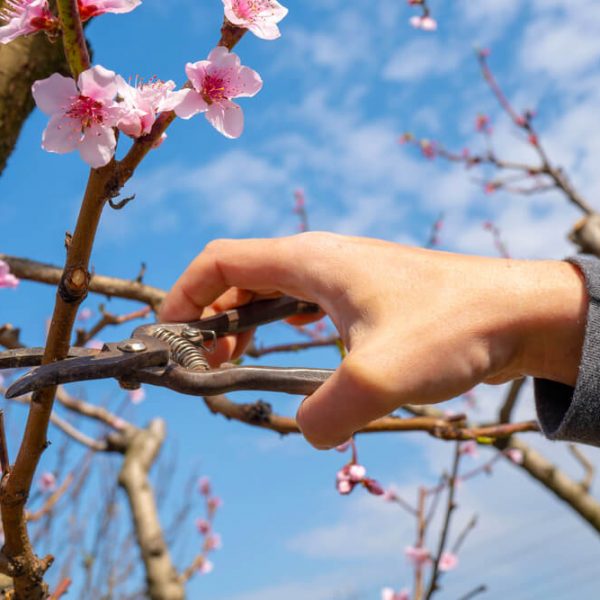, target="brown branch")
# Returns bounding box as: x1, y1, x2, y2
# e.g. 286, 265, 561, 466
414, 487, 427, 600
48, 577, 72, 600
568, 443, 595, 493
202, 394, 537, 439
498, 377, 526, 423
425, 443, 461, 599
0, 324, 23, 350
117, 419, 185, 600
0, 255, 166, 309
245, 335, 340, 358
0, 27, 69, 176
75, 304, 151, 346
